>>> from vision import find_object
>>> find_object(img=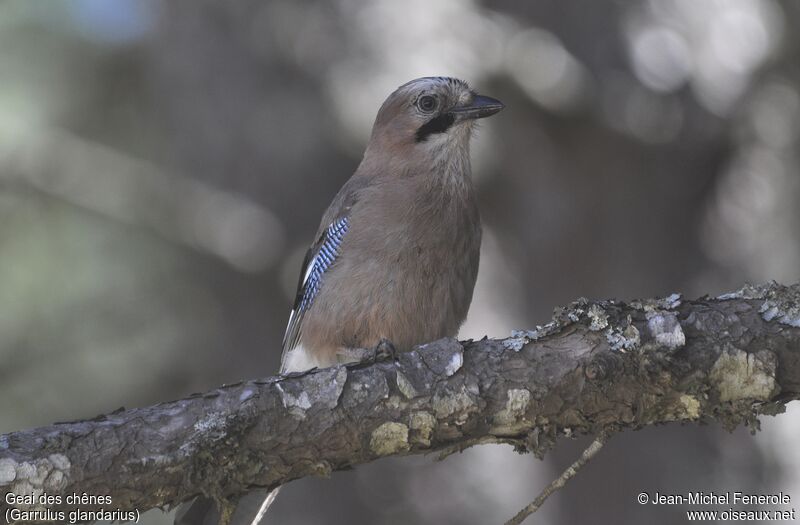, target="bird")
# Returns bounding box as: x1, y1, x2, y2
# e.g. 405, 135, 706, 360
175, 76, 503, 525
